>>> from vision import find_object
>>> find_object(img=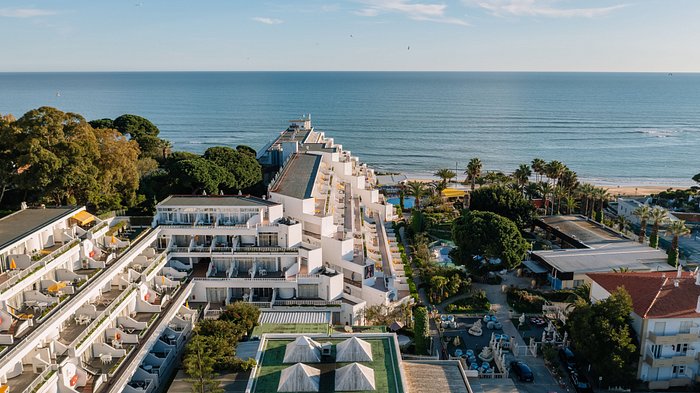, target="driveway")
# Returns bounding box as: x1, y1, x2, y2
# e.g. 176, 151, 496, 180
473, 272, 569, 393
